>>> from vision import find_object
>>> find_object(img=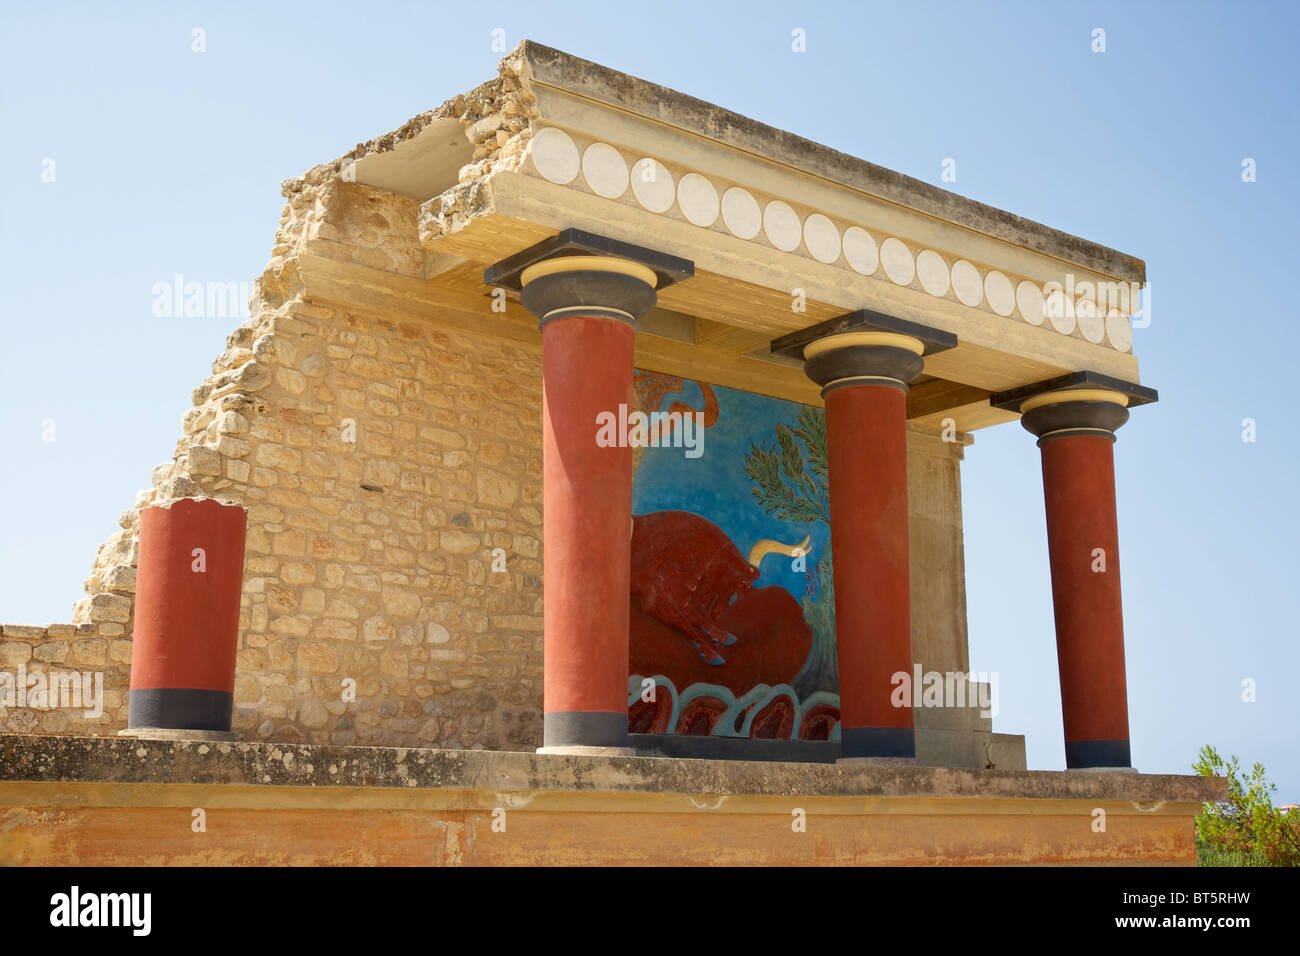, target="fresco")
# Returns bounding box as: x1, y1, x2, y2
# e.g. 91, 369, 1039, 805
627, 370, 840, 741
